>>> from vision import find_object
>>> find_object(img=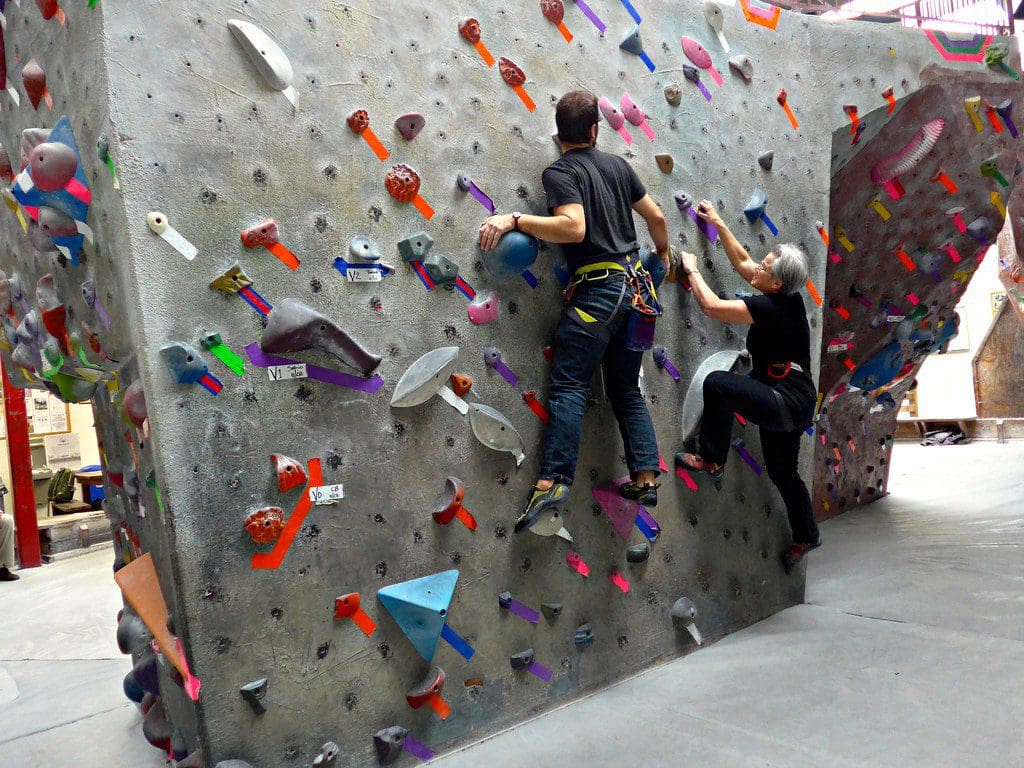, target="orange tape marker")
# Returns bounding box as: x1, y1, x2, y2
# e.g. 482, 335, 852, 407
427, 693, 452, 719
778, 89, 799, 129
473, 40, 496, 66
805, 279, 823, 306
460, 18, 496, 66
334, 593, 378, 636
556, 21, 574, 42
252, 459, 323, 570
412, 195, 435, 220
347, 109, 390, 162
500, 58, 537, 112
512, 84, 536, 112
931, 168, 958, 194
844, 105, 859, 135
895, 248, 915, 272
882, 86, 896, 113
